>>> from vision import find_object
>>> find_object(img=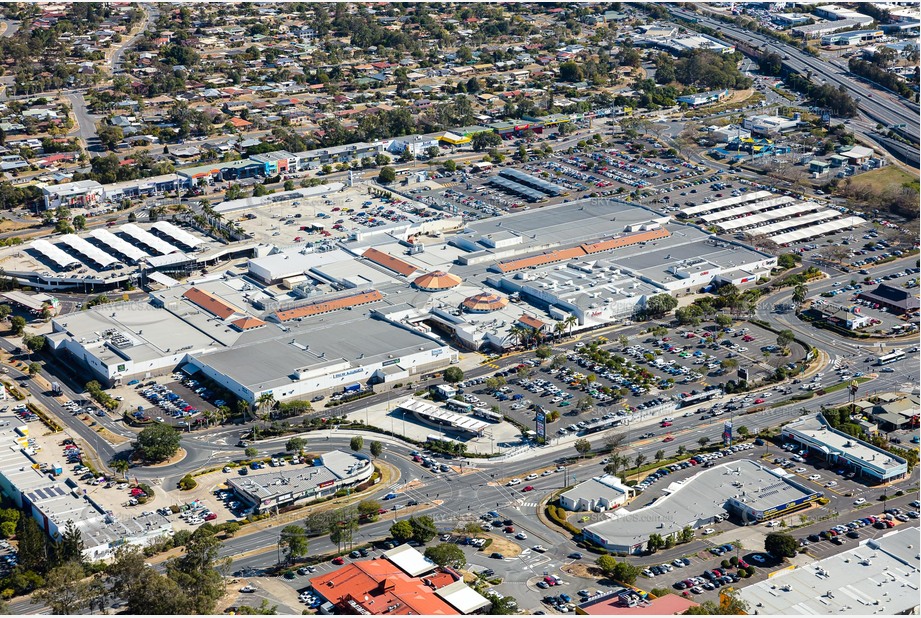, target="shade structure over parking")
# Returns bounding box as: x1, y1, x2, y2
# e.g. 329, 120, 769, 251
700, 195, 796, 224
413, 270, 462, 291
488, 175, 545, 202
716, 201, 824, 232
88, 229, 150, 263
58, 234, 119, 269
679, 190, 773, 217
398, 397, 489, 436
30, 239, 82, 270
770, 216, 865, 245
119, 223, 182, 256
151, 221, 203, 250
499, 168, 562, 197
461, 291, 509, 313
741, 208, 838, 236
